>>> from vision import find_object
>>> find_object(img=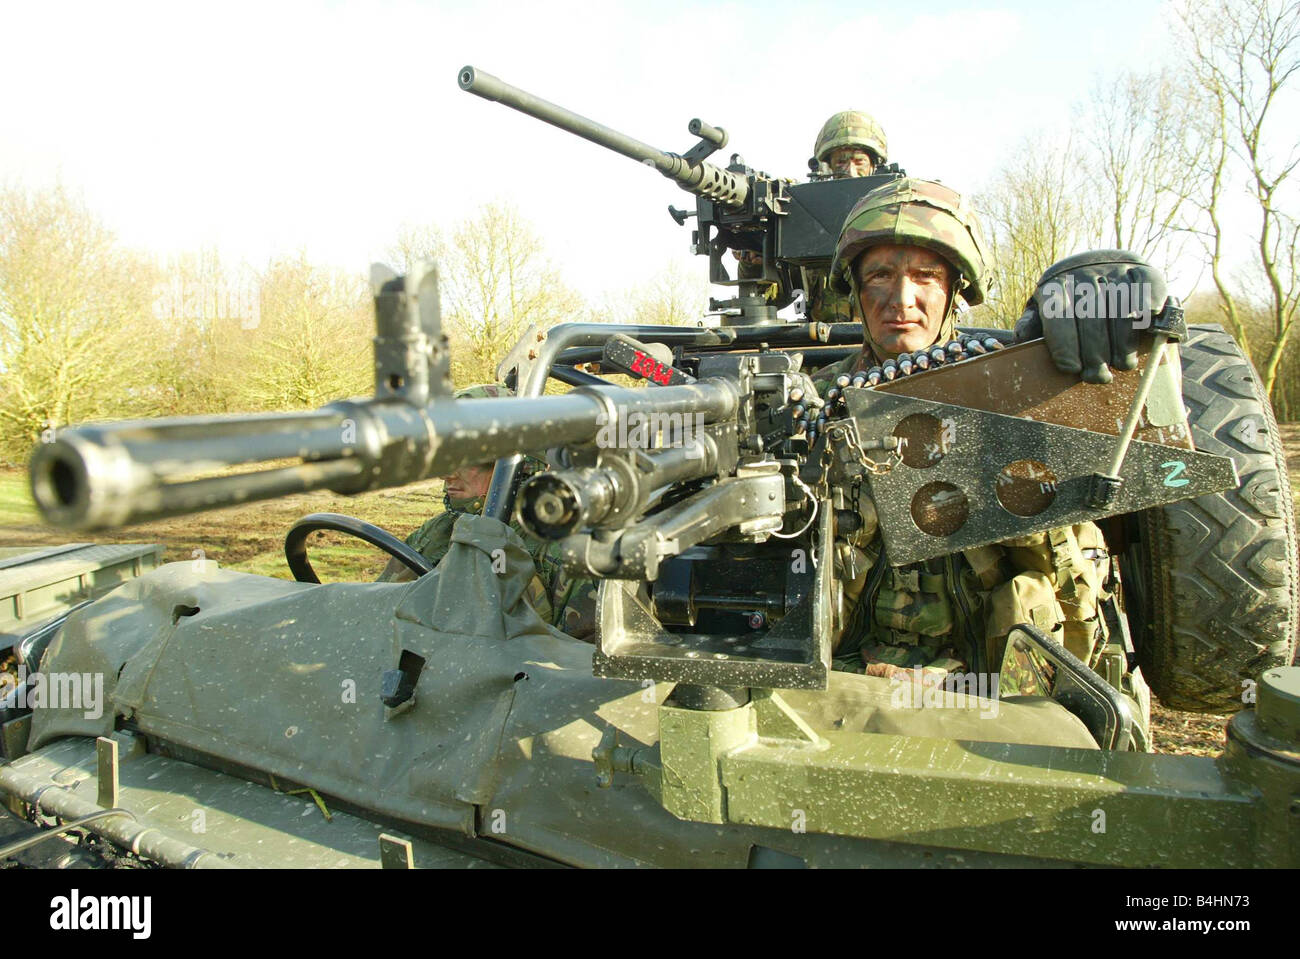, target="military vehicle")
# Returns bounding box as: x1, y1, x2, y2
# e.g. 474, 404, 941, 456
1, 543, 162, 651
1, 68, 1296, 869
